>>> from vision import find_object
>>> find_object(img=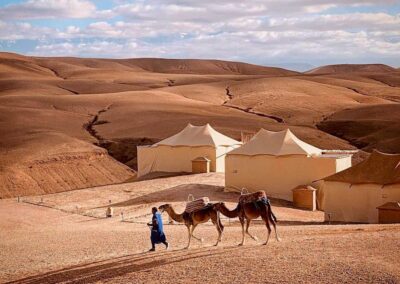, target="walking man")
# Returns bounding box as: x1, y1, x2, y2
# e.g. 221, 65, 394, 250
148, 207, 169, 251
